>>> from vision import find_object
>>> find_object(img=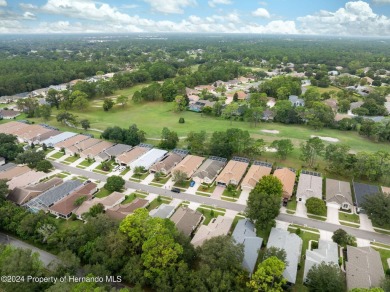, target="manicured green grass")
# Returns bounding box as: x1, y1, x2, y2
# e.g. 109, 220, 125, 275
289, 224, 320, 233
287, 198, 297, 211
56, 173, 68, 179
147, 197, 171, 211
197, 183, 217, 194
79, 159, 95, 167
120, 168, 130, 176
57, 218, 84, 232
174, 180, 191, 189
152, 175, 171, 184
94, 188, 113, 198
121, 193, 138, 204
222, 188, 241, 198
197, 208, 224, 225
372, 221, 390, 231
64, 156, 80, 163
307, 214, 327, 221
50, 152, 65, 159
372, 247, 390, 271
339, 212, 360, 224
94, 160, 116, 172
131, 172, 150, 180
